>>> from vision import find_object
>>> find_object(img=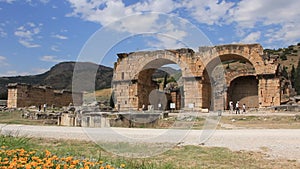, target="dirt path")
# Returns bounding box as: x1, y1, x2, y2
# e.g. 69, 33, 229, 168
1, 124, 299, 161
